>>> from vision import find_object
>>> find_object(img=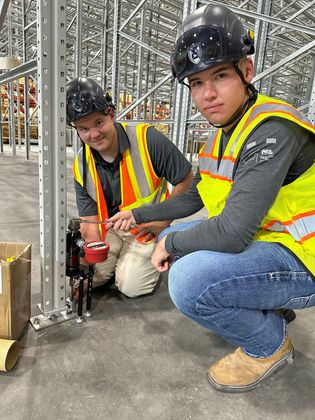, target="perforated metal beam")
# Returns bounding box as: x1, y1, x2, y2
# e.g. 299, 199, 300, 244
36, 0, 67, 314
